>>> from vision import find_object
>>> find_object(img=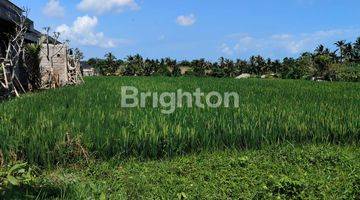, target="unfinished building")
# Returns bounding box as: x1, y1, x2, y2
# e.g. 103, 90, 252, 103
0, 0, 83, 98
39, 44, 82, 88
0, 0, 40, 54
